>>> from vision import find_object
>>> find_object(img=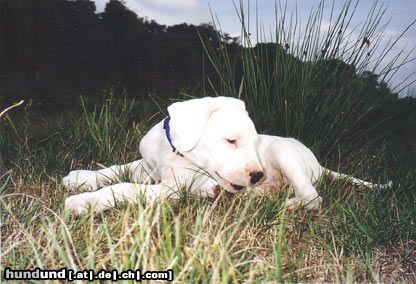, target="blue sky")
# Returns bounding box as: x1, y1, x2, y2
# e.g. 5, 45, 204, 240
94, 0, 416, 96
